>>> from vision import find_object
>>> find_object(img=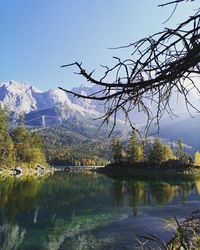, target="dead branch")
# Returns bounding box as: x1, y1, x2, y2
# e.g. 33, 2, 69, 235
60, 0, 200, 134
